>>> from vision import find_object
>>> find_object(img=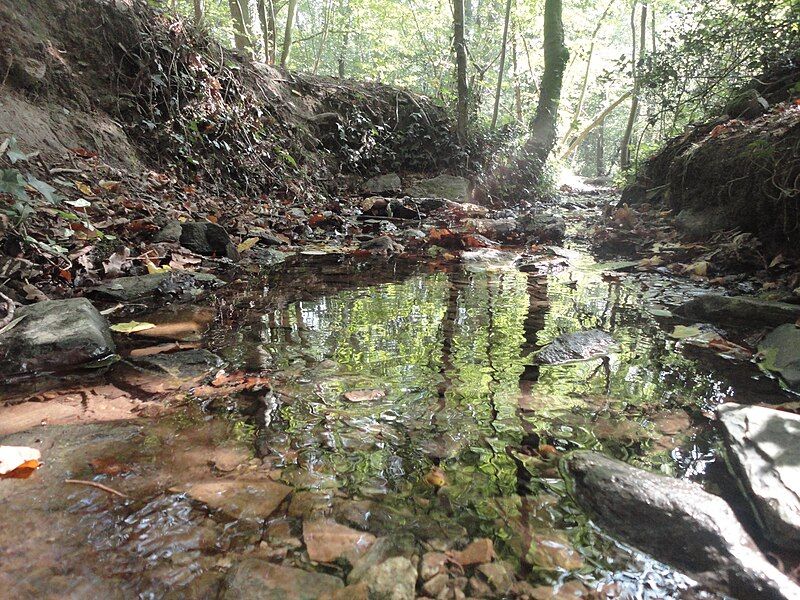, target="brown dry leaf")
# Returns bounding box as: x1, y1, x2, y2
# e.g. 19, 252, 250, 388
769, 253, 784, 268
343, 389, 385, 402
684, 260, 709, 277
0, 446, 42, 477
129, 342, 200, 358
22, 282, 49, 301
98, 180, 121, 192
103, 248, 130, 278
237, 237, 259, 252
73, 181, 94, 197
